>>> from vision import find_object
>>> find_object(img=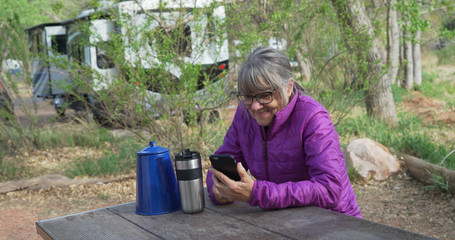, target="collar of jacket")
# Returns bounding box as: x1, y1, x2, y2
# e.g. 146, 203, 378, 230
268, 86, 300, 135
238, 87, 302, 138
